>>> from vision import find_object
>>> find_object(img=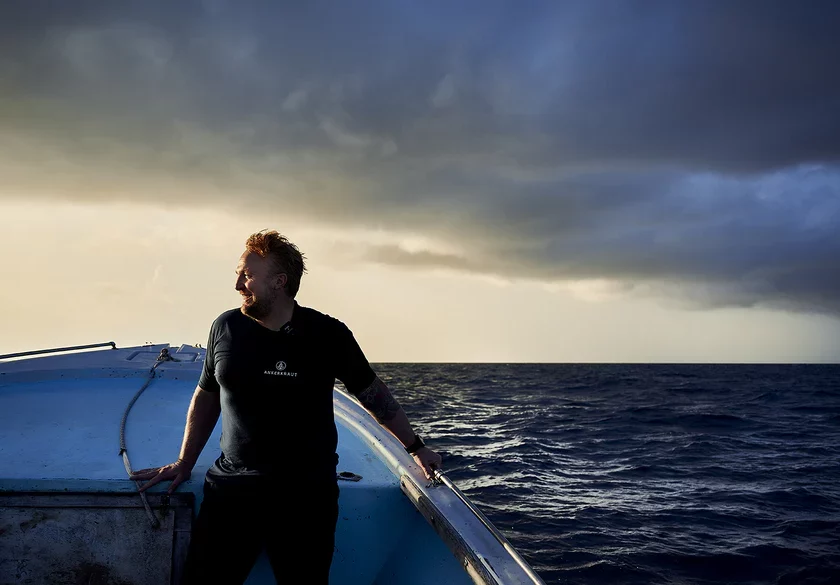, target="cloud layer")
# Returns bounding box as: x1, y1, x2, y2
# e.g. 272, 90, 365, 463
3, 0, 840, 313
